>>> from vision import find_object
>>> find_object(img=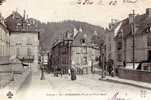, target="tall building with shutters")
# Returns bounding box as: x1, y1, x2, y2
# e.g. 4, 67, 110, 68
5, 11, 40, 71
